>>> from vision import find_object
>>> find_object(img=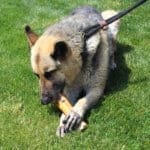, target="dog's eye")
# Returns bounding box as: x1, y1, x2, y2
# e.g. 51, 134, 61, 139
44, 72, 52, 78
44, 70, 56, 79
